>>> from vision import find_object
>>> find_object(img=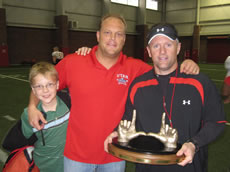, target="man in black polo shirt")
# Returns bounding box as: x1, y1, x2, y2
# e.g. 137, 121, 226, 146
105, 23, 226, 172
